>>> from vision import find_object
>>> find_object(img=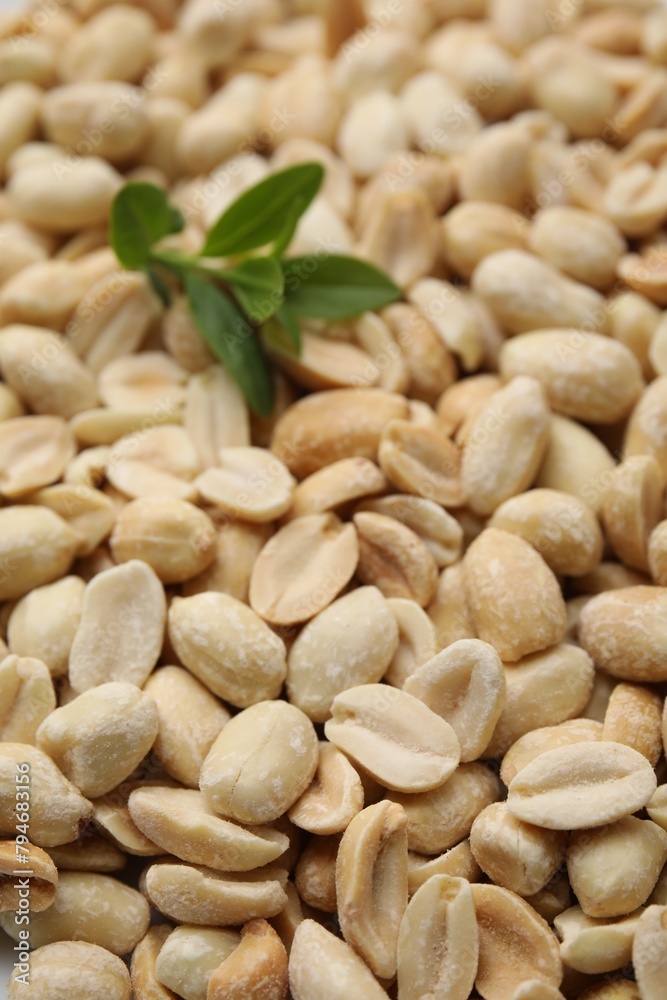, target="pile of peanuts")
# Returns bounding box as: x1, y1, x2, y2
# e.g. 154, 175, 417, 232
6, 0, 667, 997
